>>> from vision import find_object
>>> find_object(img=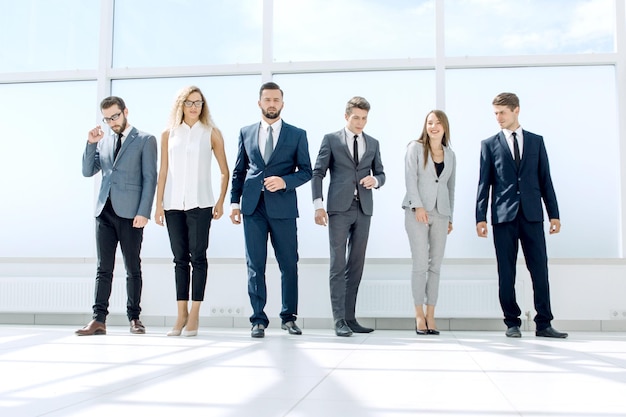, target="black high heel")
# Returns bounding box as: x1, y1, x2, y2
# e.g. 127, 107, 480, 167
415, 318, 428, 335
